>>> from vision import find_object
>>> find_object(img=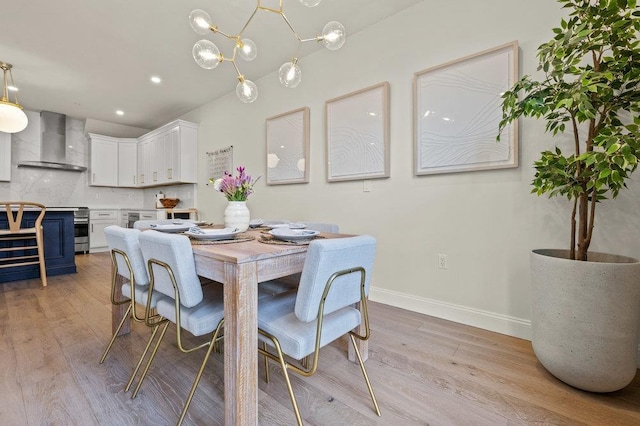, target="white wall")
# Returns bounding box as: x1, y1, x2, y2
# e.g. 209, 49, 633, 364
180, 0, 640, 339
